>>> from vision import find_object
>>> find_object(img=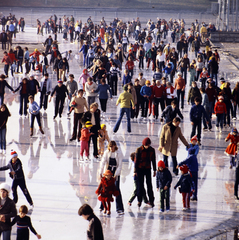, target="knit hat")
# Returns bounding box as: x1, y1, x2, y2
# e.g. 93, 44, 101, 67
101, 124, 106, 130
123, 85, 128, 91
145, 80, 151, 85
83, 69, 87, 74
191, 135, 198, 142
34, 48, 38, 52
232, 128, 238, 134
180, 165, 188, 174
85, 121, 93, 128
58, 80, 63, 84
103, 170, 113, 176
177, 72, 182, 76
220, 78, 225, 82
142, 137, 151, 146
0, 183, 11, 193
218, 96, 224, 100
188, 148, 196, 155
11, 150, 18, 158
157, 160, 165, 169
53, 47, 57, 50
